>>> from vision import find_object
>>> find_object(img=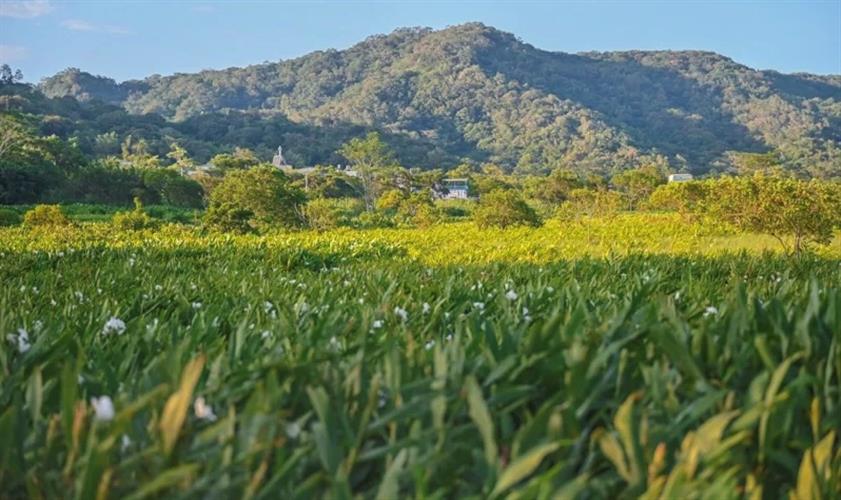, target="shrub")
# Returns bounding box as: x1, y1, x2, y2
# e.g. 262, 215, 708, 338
0, 208, 22, 227
207, 166, 304, 230
303, 198, 344, 231
23, 205, 71, 227
203, 202, 255, 234
645, 181, 709, 220
473, 190, 541, 229
375, 189, 405, 211
355, 210, 395, 229
112, 198, 156, 231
